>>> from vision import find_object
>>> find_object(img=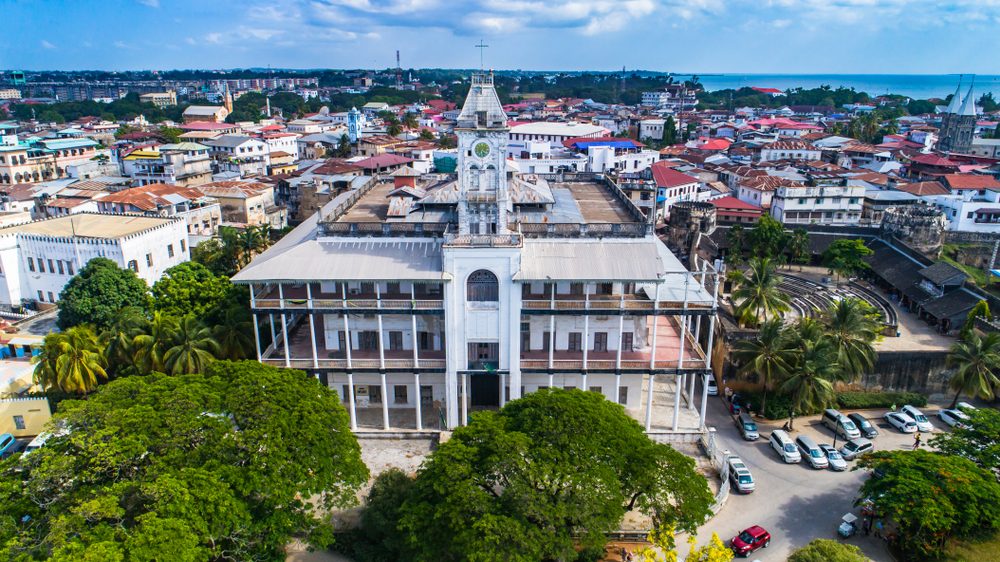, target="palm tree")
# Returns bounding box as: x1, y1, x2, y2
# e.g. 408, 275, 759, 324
820, 298, 880, 381
213, 306, 254, 360
946, 331, 1000, 408
164, 316, 220, 375
32, 326, 107, 394
788, 229, 810, 271
779, 335, 839, 429
731, 257, 791, 327
102, 307, 148, 374
732, 318, 797, 417
402, 112, 418, 129
132, 312, 179, 375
